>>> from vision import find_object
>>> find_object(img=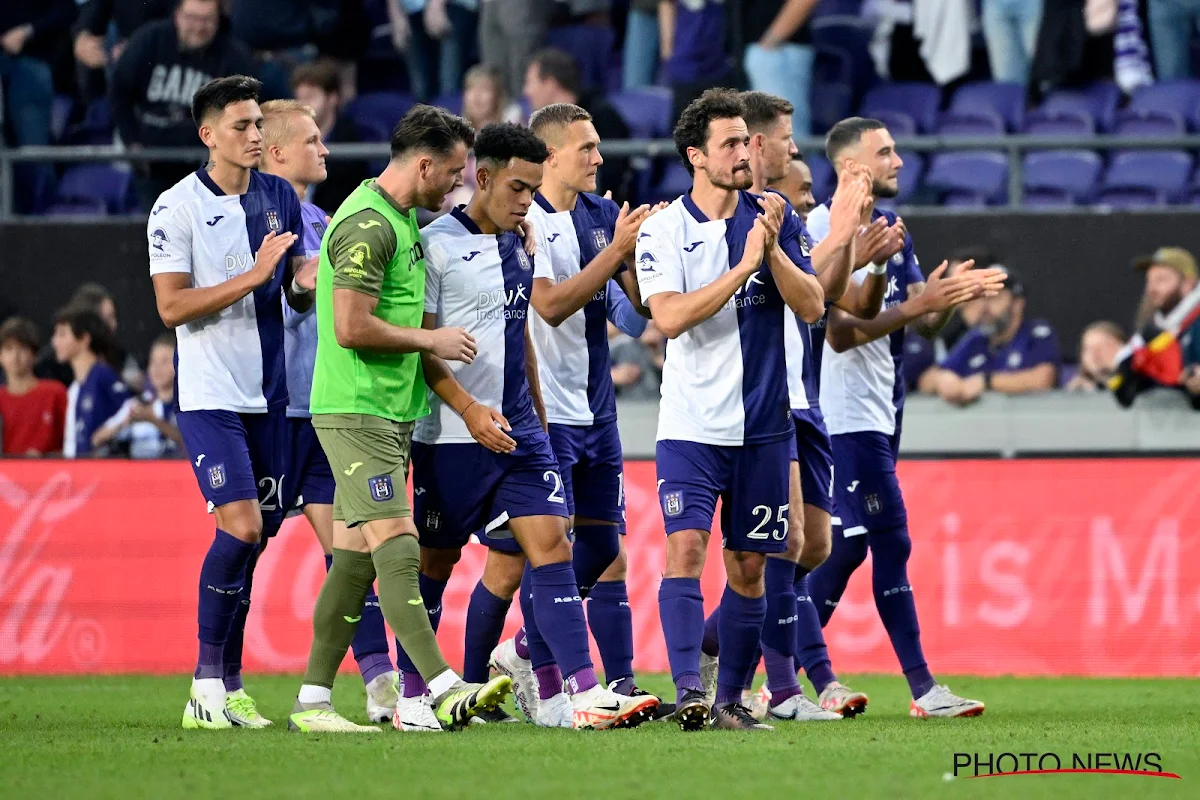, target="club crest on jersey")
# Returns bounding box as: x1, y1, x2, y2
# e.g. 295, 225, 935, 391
311, 220, 326, 238
591, 229, 610, 251
208, 463, 226, 489
516, 247, 532, 271
663, 491, 683, 517
369, 474, 394, 502
865, 494, 882, 515
799, 235, 811, 258
265, 209, 282, 232
890, 252, 903, 265
425, 510, 442, 531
